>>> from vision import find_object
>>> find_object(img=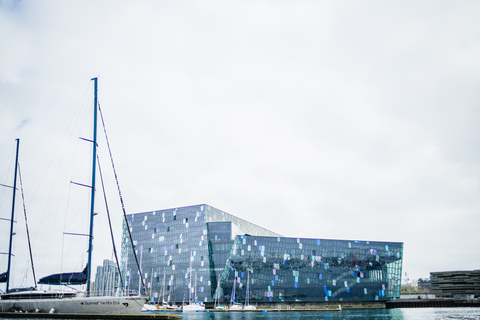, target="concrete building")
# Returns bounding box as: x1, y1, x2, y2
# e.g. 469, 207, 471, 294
431, 270, 480, 299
